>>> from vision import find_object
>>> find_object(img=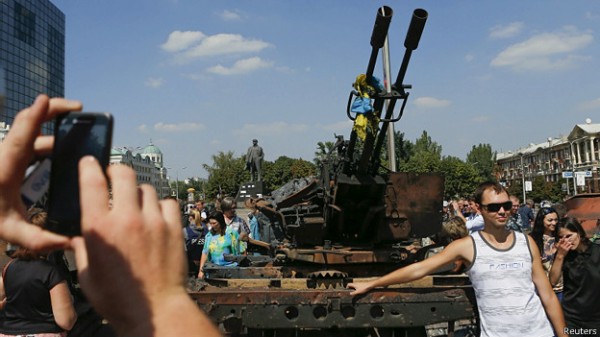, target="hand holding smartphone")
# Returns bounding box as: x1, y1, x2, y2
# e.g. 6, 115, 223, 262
47, 112, 113, 236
